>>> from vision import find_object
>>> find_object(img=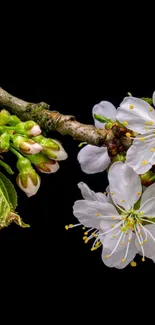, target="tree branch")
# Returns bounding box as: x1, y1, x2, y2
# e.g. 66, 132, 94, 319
0, 87, 109, 146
